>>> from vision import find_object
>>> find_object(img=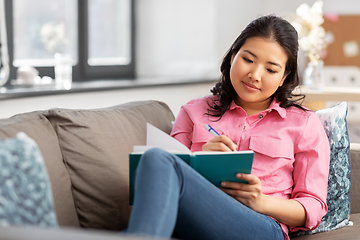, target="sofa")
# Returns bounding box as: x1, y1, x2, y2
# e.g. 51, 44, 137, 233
0, 100, 358, 239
